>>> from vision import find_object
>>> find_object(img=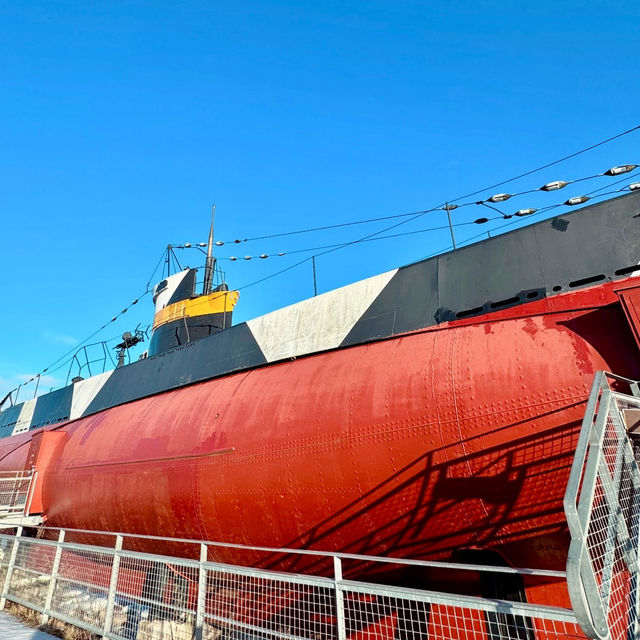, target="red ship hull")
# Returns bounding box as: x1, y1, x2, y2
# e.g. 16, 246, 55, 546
1, 279, 638, 594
